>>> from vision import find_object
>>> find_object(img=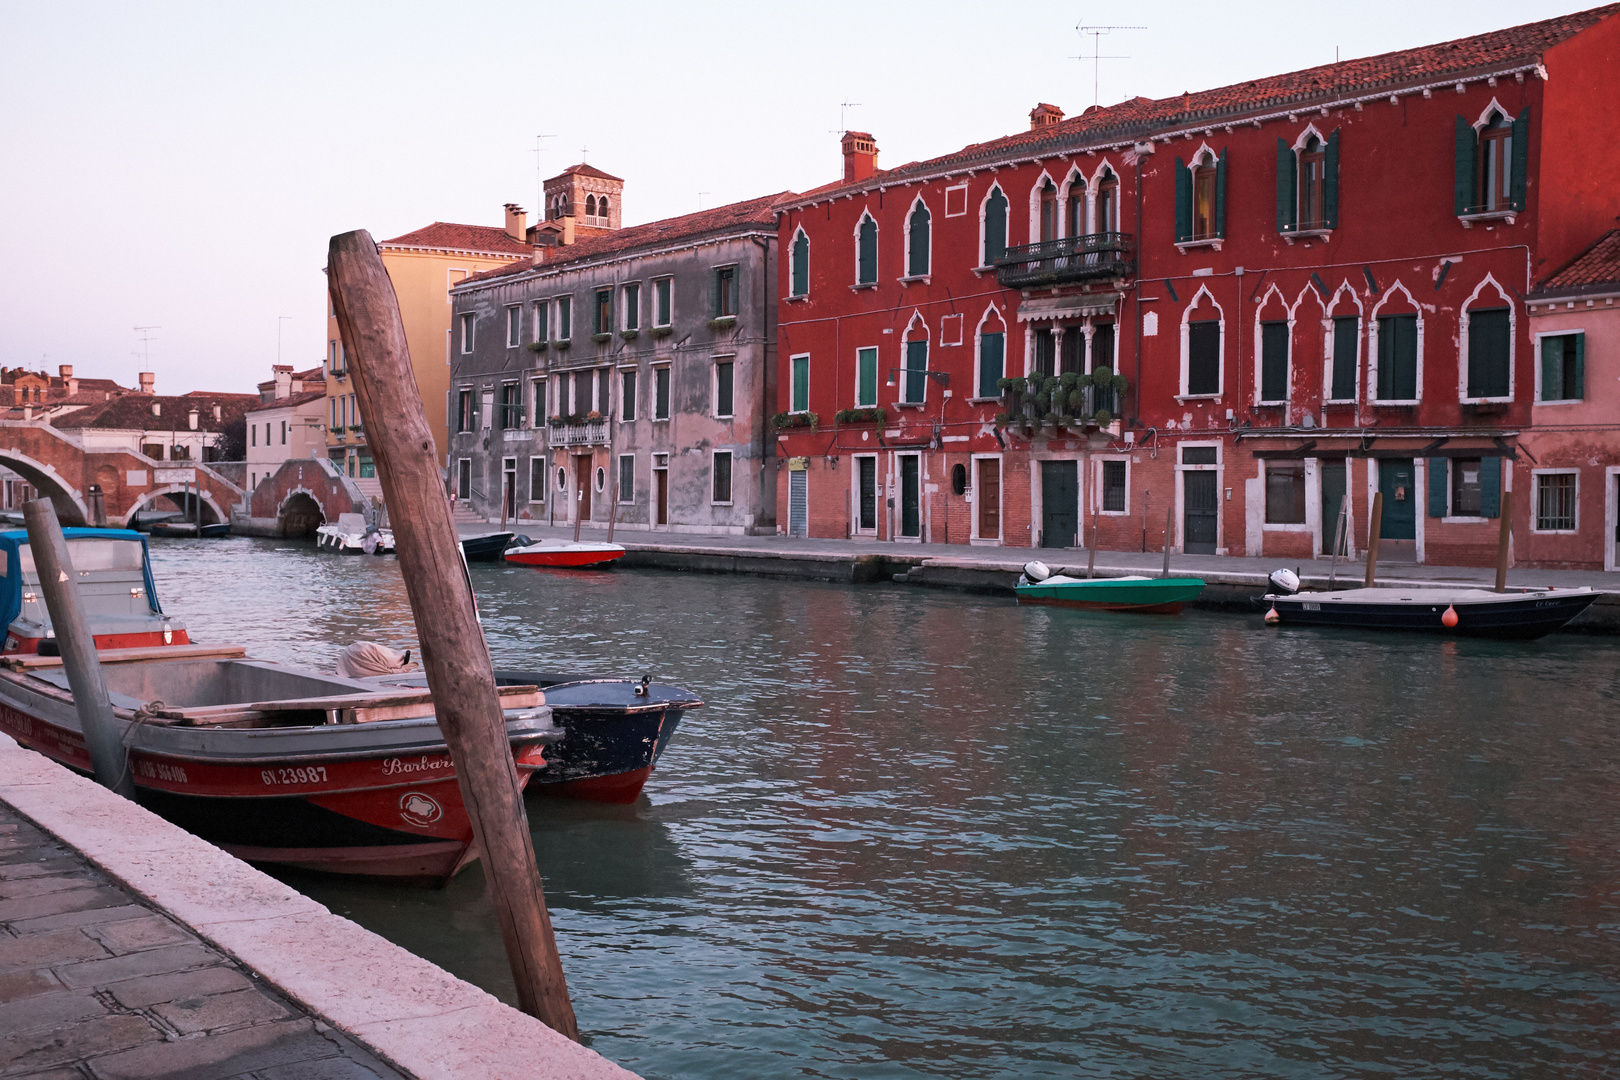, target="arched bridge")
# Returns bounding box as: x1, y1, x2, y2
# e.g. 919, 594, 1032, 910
0, 420, 242, 527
